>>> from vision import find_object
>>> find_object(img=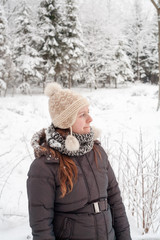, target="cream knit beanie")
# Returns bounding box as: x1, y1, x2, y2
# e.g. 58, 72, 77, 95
44, 82, 89, 151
